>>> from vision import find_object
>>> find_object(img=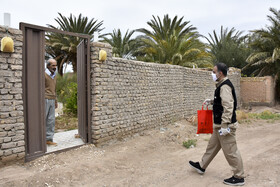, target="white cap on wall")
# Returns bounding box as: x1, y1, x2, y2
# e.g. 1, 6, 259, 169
94, 31, 99, 42
4, 13, 11, 27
